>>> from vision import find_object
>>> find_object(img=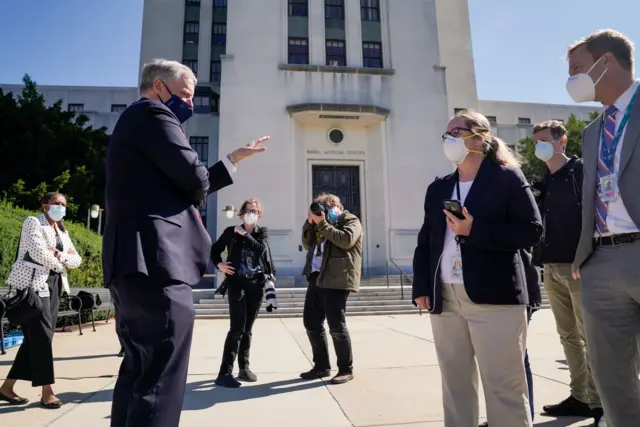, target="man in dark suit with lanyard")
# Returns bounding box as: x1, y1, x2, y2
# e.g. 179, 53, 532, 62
567, 30, 639, 427
103, 59, 269, 427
